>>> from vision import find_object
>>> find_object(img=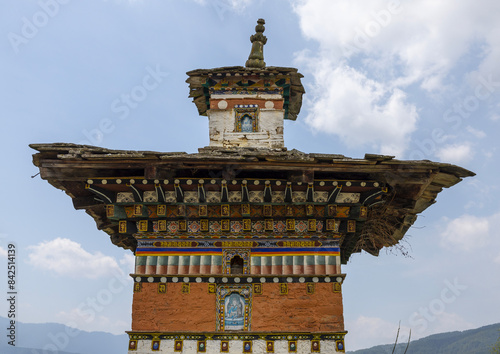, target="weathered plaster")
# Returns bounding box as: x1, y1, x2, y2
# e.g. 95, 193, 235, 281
208, 109, 284, 148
